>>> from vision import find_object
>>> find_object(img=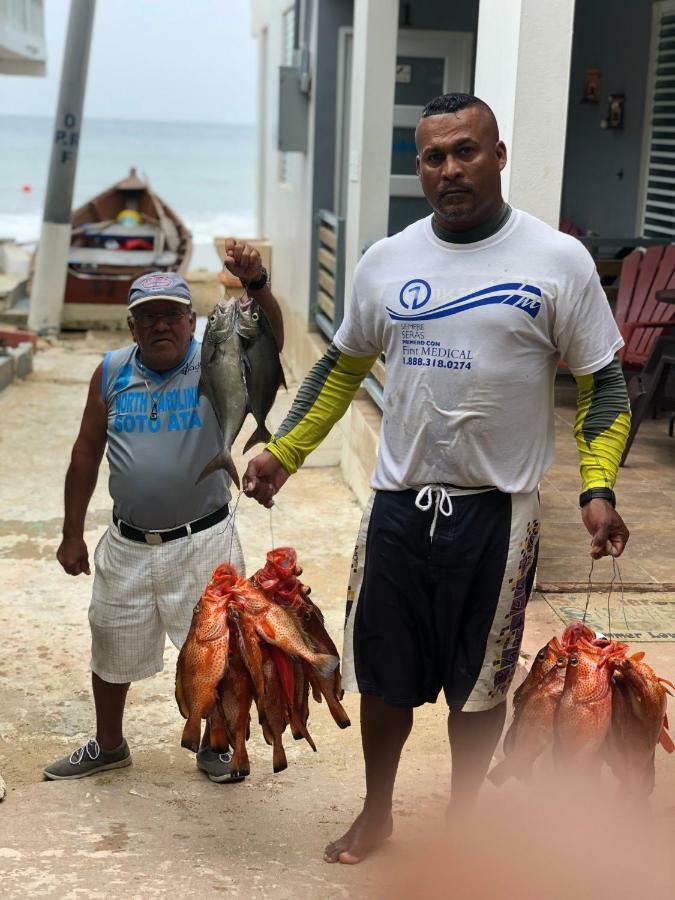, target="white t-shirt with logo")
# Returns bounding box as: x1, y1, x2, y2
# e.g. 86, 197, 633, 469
333, 209, 623, 494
